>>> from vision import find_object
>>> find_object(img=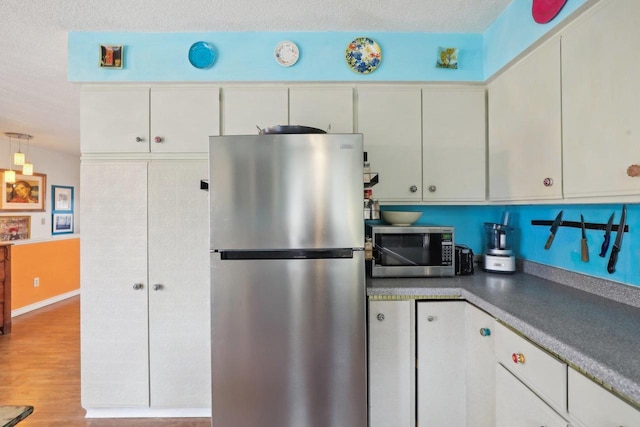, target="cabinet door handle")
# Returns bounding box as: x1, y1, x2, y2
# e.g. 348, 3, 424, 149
410, 185, 418, 193
135, 137, 145, 143
479, 328, 491, 336
512, 352, 525, 364
376, 313, 385, 321
153, 284, 164, 291
427, 315, 435, 322
154, 136, 163, 143
132, 283, 144, 290
543, 177, 553, 187
428, 185, 437, 193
